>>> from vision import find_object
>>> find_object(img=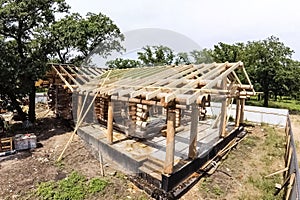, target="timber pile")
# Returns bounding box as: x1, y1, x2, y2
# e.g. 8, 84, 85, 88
135, 103, 150, 129
95, 96, 108, 122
